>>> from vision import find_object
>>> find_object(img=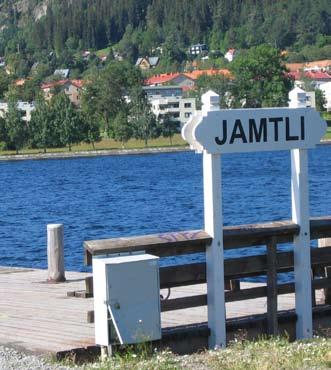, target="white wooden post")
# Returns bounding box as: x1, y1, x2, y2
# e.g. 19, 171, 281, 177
202, 91, 226, 348
291, 149, 312, 338
47, 224, 66, 282
289, 92, 312, 338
